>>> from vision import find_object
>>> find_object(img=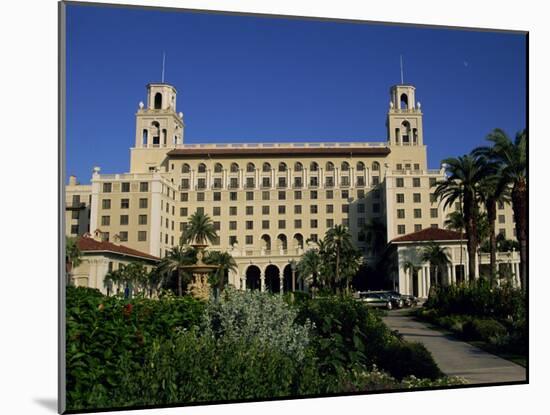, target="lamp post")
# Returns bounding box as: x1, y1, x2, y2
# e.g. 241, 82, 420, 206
290, 259, 297, 292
